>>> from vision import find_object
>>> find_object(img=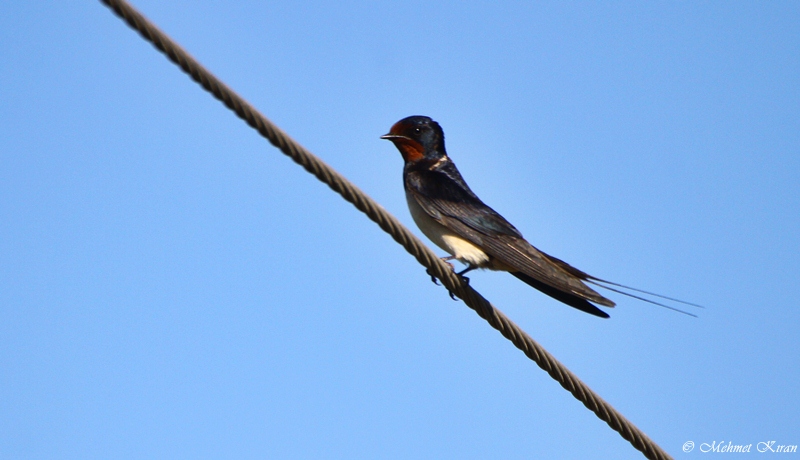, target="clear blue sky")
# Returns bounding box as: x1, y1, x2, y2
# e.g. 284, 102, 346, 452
2, 1, 798, 458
